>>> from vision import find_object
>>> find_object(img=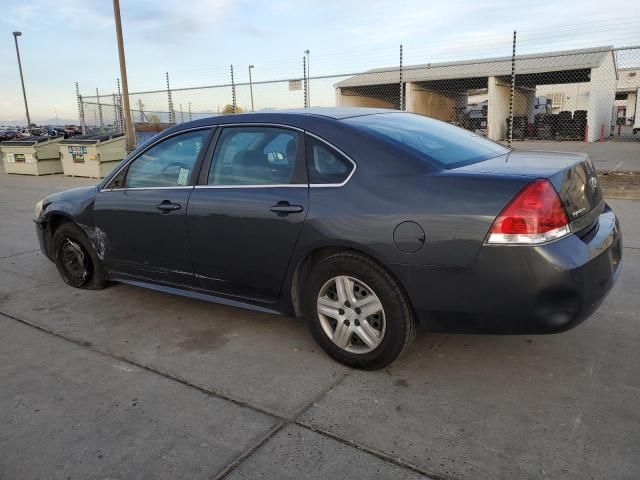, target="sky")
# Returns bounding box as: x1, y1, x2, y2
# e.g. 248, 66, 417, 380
1, 0, 639, 124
